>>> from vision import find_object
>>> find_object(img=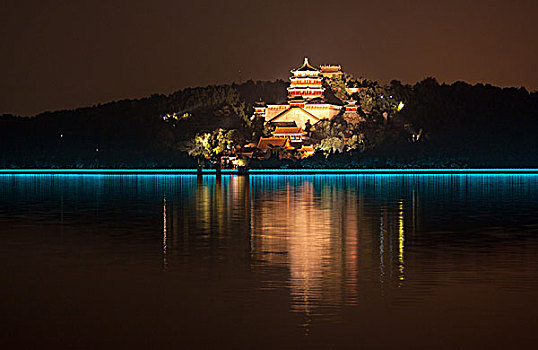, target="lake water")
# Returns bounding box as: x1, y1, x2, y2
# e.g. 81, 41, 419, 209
1, 174, 537, 348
